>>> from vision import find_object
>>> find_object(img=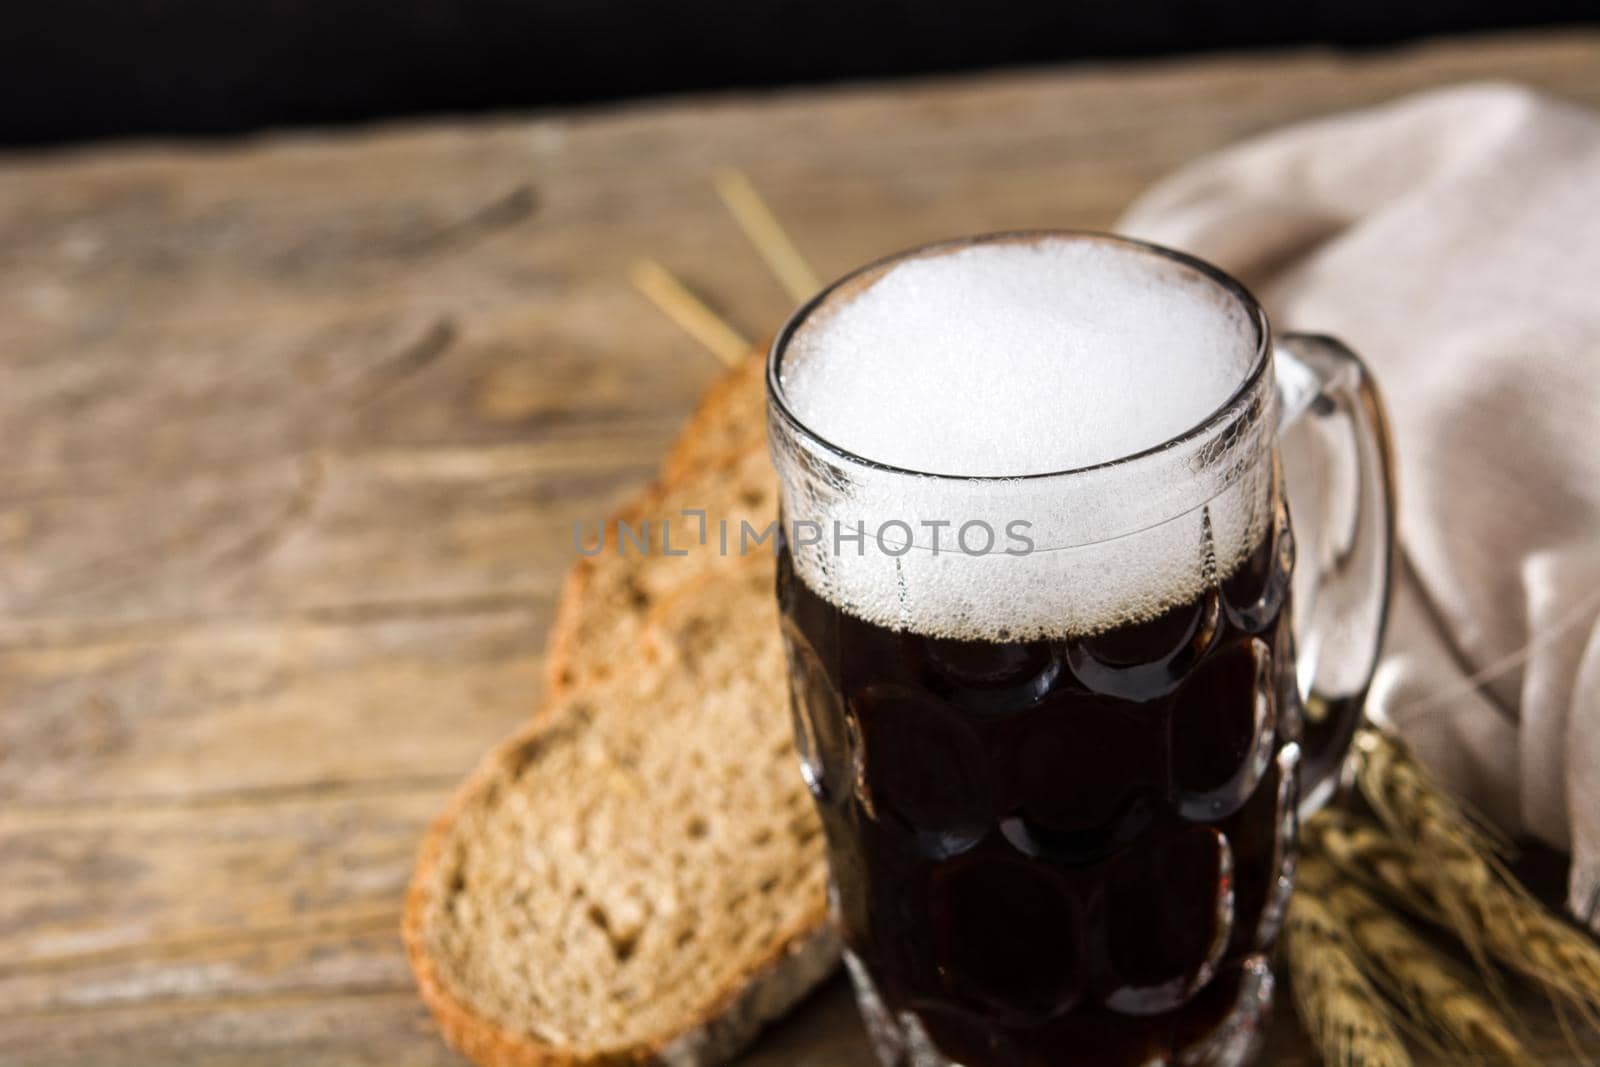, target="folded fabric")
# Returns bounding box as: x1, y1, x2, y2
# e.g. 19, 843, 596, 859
1122, 83, 1600, 927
